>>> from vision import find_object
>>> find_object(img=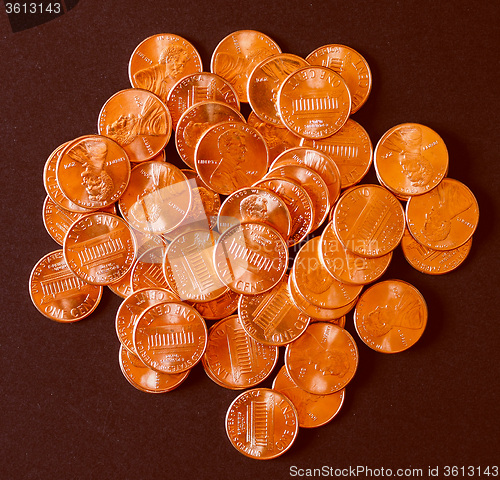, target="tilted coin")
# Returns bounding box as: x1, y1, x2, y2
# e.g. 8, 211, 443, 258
163, 229, 228, 302
202, 315, 279, 389
133, 301, 208, 374
320, 221, 392, 285
118, 160, 191, 235
374, 123, 449, 196
98, 88, 172, 163
238, 275, 311, 346
306, 44, 372, 113
247, 53, 309, 125
406, 177, 479, 250
195, 121, 269, 195
29, 250, 102, 322
130, 245, 170, 293
56, 135, 131, 210
277, 66, 351, 139
225, 388, 299, 459
129, 33, 203, 103
333, 184, 405, 257
266, 163, 330, 232
270, 146, 342, 205
119, 345, 190, 393
300, 118, 373, 188
63, 213, 136, 285
167, 72, 240, 129
211, 30, 282, 103
175, 100, 245, 170
354, 279, 428, 353
217, 187, 291, 241
272, 365, 345, 428
401, 228, 472, 275
285, 322, 359, 395
214, 222, 288, 295
247, 111, 302, 163
253, 177, 313, 246
293, 237, 363, 309
116, 287, 179, 355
